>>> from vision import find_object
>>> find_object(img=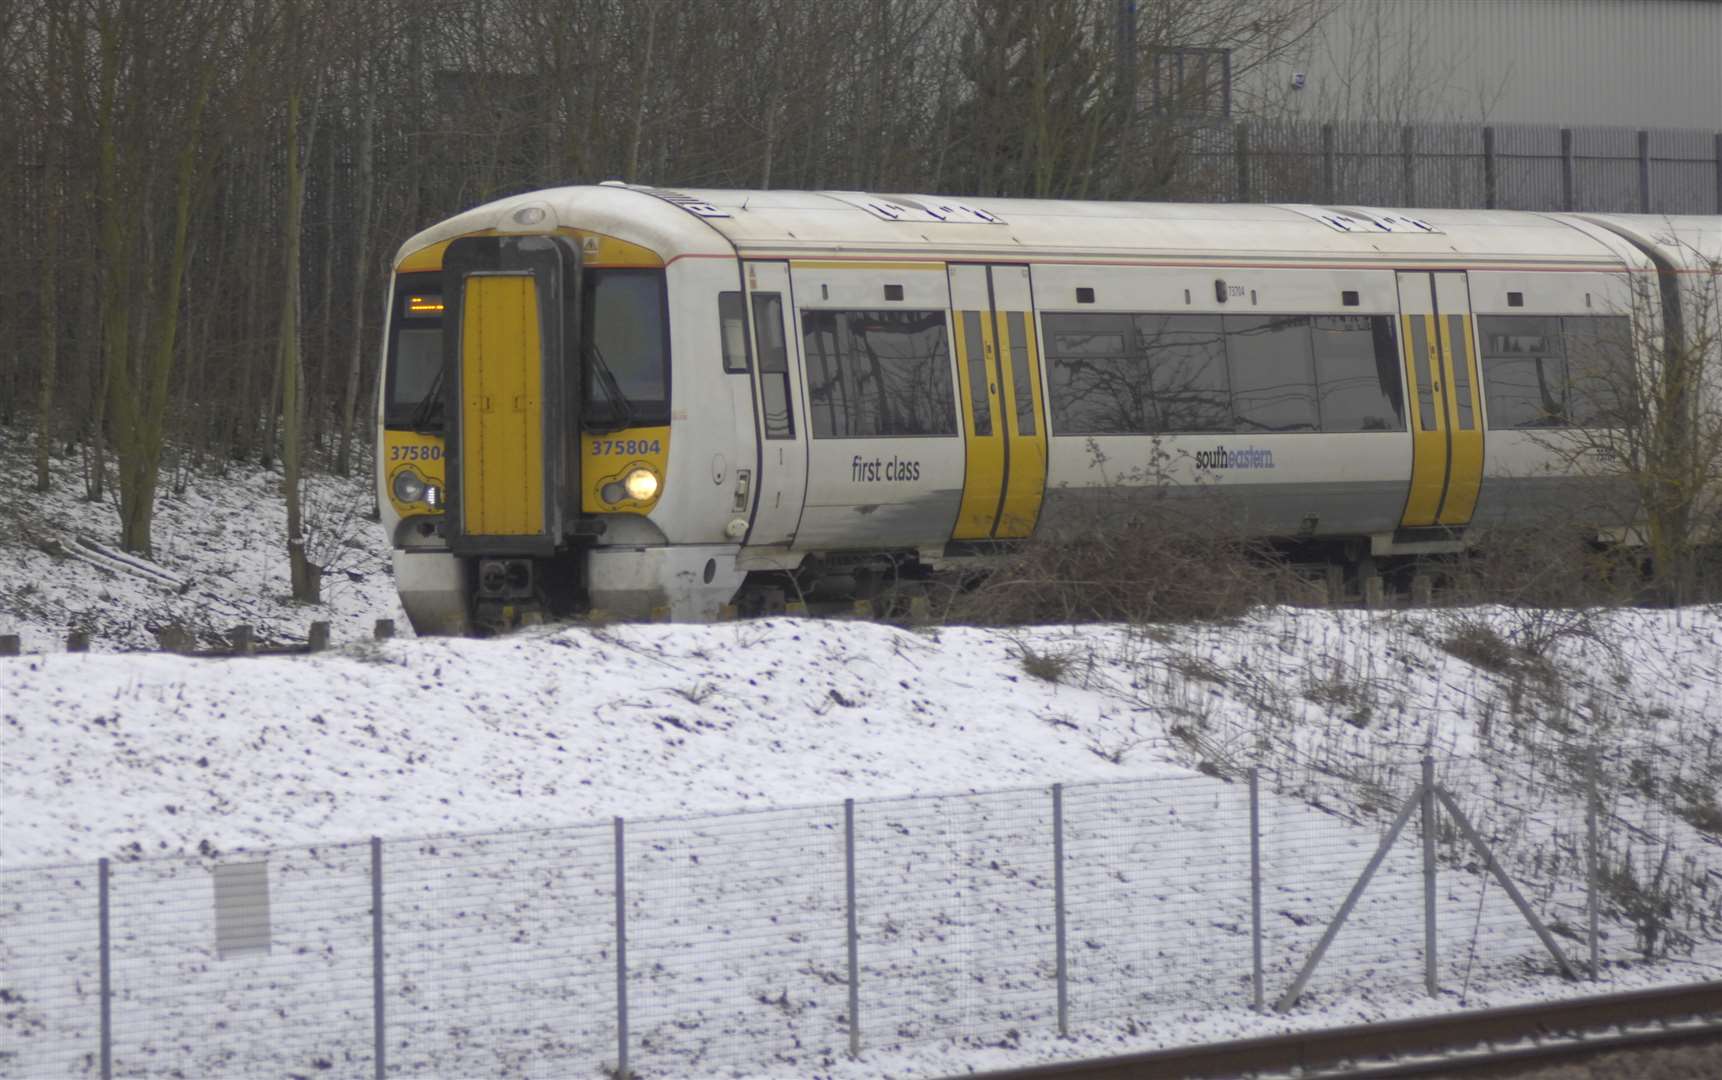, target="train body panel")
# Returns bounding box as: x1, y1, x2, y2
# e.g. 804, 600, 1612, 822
789, 259, 964, 554
376, 185, 1720, 632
